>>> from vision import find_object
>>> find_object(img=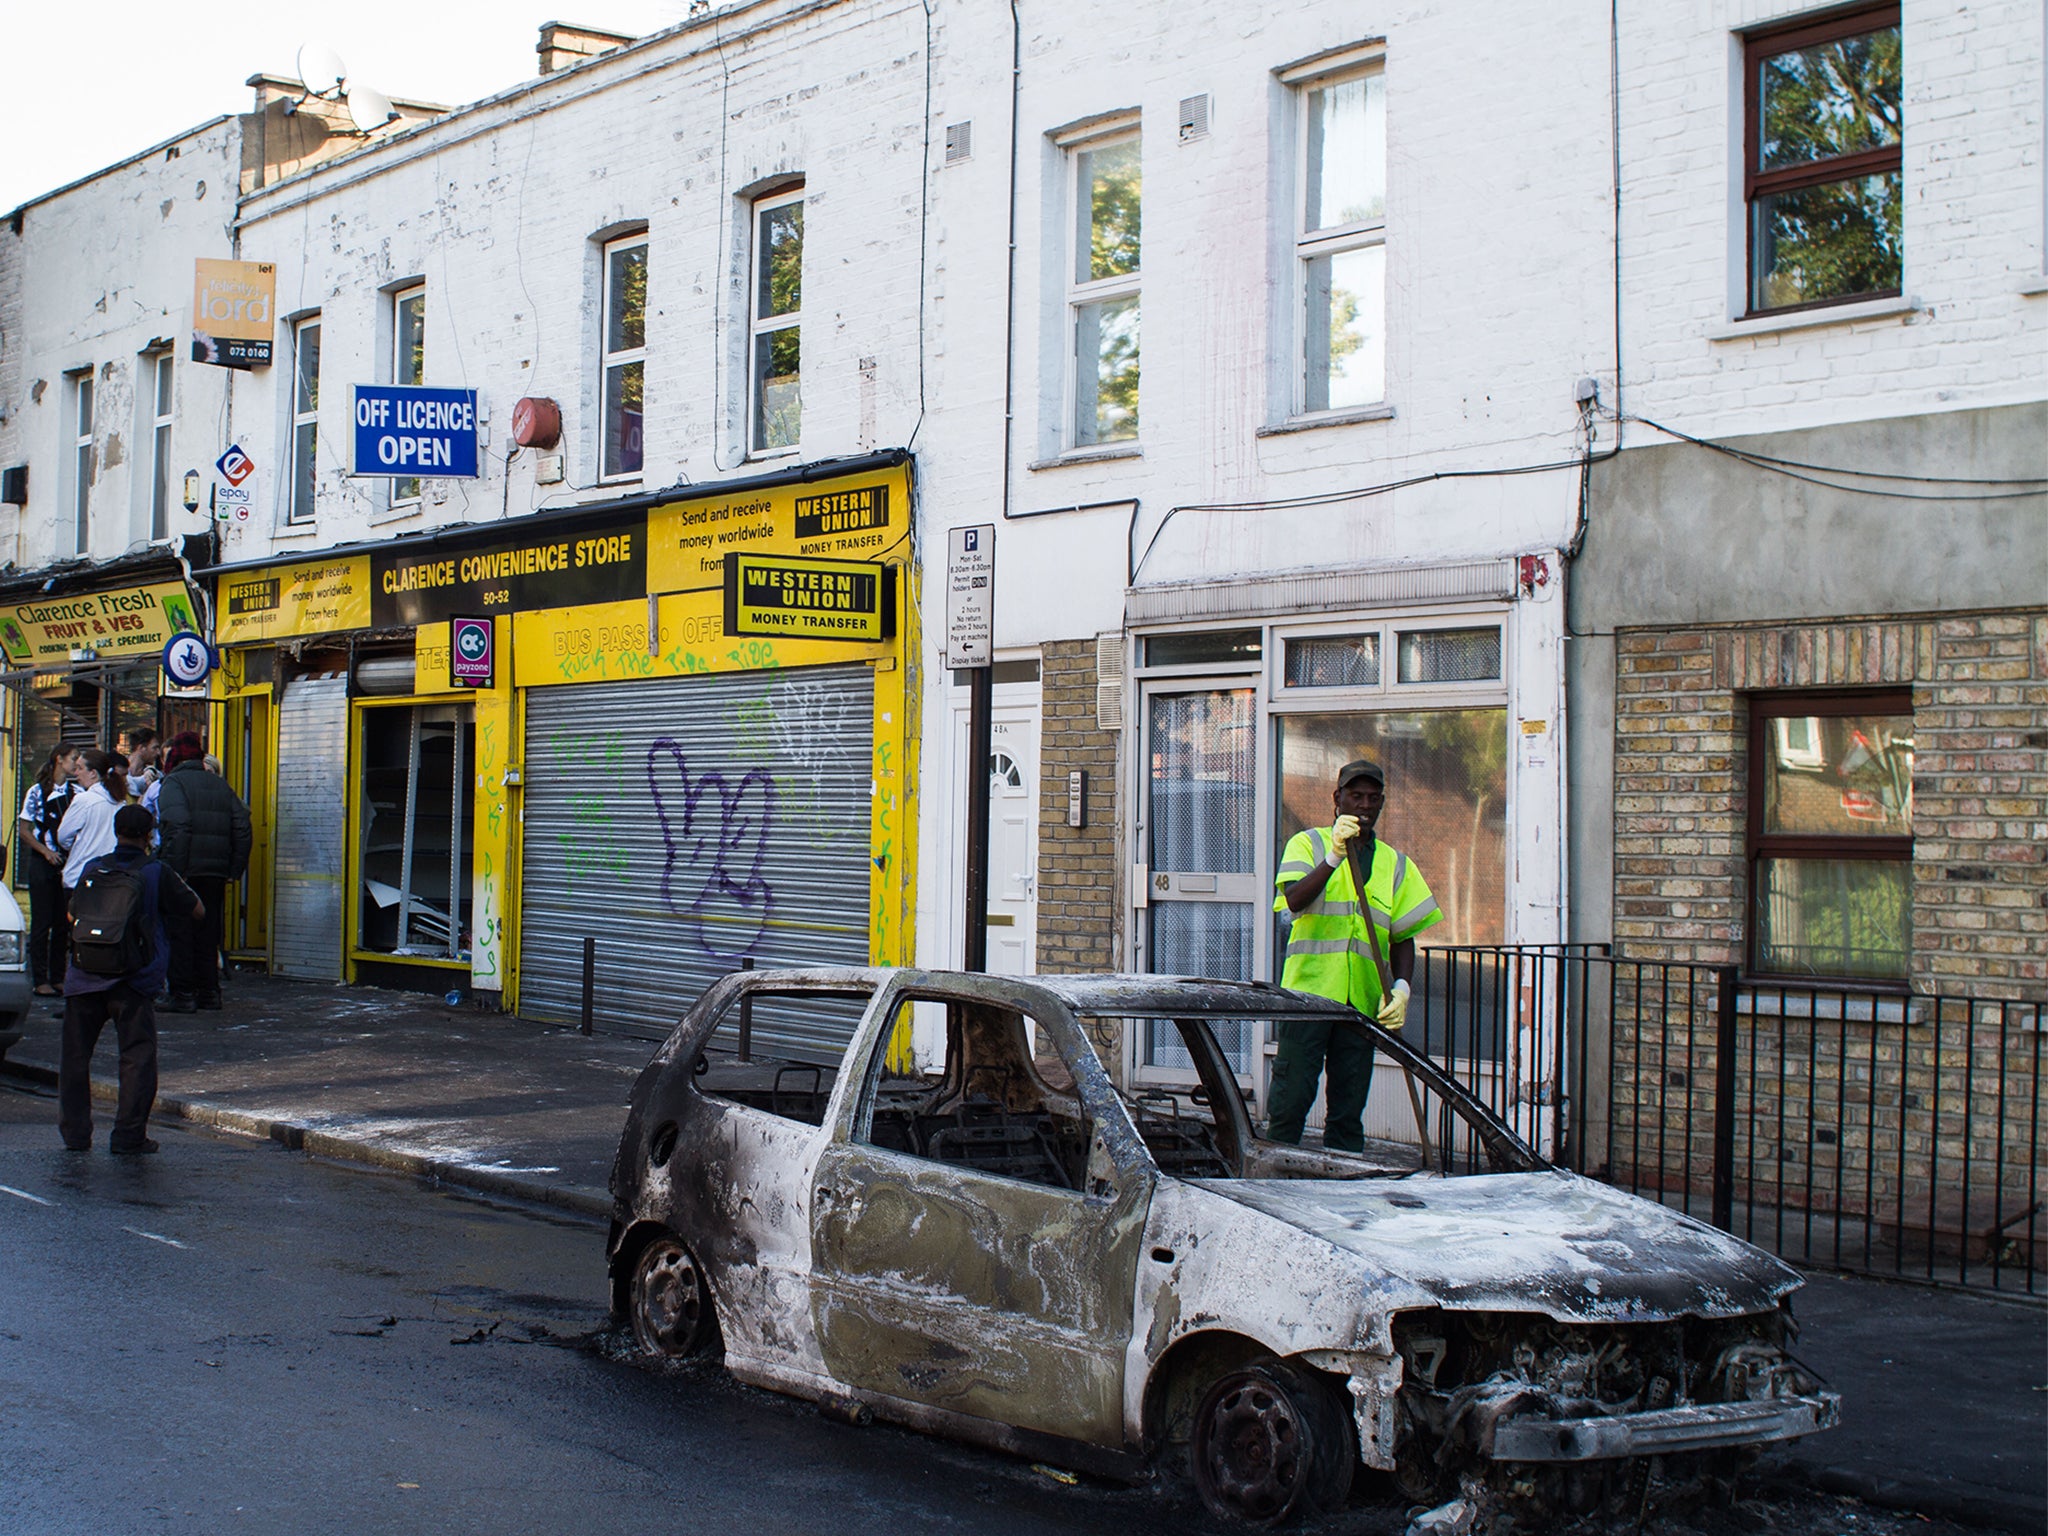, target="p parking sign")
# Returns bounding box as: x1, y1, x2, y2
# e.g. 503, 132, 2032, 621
449, 615, 494, 688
